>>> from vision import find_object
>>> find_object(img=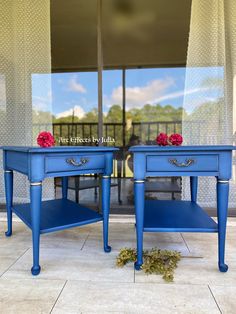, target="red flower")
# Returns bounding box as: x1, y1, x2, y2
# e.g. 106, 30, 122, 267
156, 133, 169, 146
37, 131, 55, 148
168, 133, 183, 146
